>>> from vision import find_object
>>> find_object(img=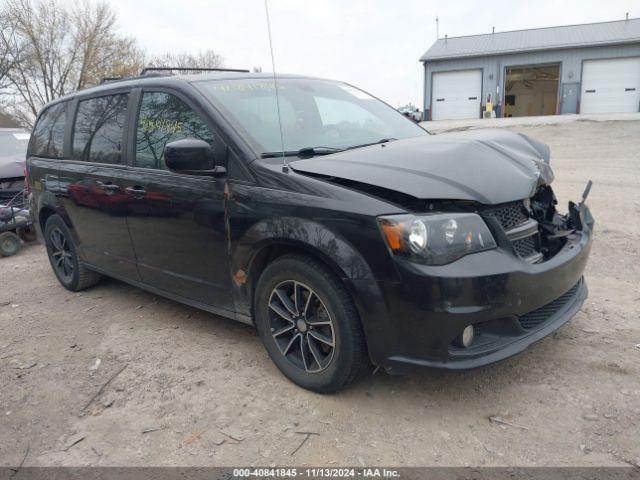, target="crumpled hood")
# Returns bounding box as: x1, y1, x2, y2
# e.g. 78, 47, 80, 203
0, 154, 26, 180
290, 129, 554, 205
